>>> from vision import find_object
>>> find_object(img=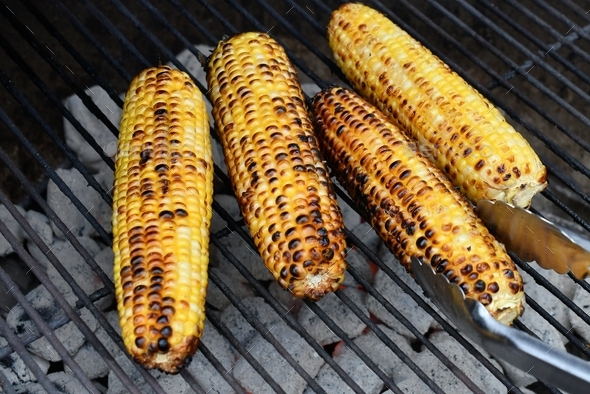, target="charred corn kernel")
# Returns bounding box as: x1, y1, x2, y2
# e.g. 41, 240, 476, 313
207, 32, 347, 300
112, 66, 213, 373
312, 86, 524, 324
327, 3, 546, 208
